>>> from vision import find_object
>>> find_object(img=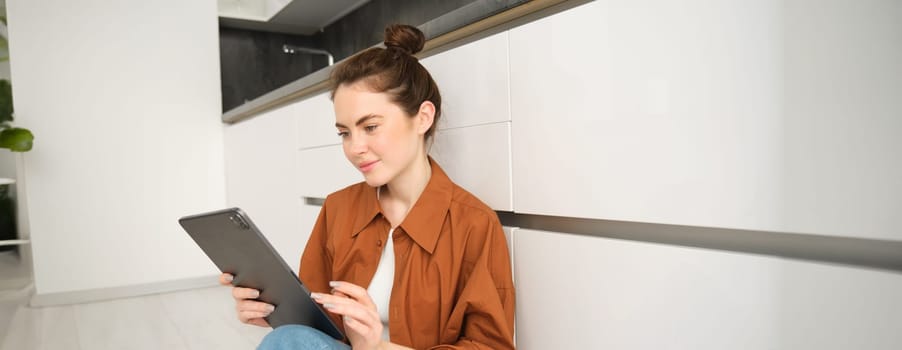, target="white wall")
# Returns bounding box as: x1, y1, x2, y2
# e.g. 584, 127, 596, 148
7, 0, 226, 296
